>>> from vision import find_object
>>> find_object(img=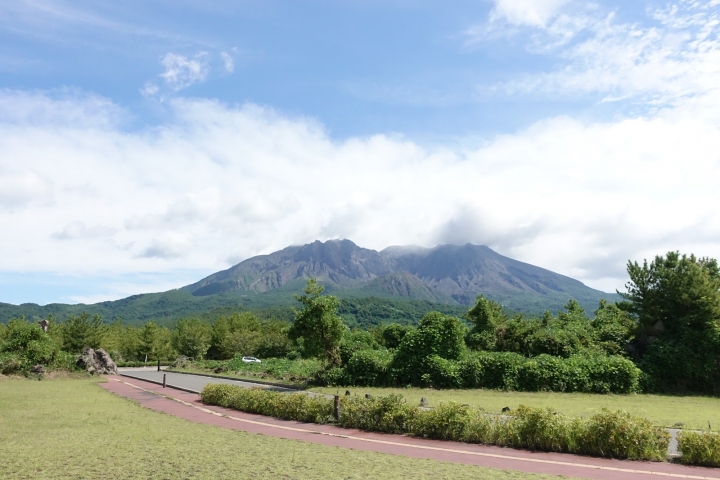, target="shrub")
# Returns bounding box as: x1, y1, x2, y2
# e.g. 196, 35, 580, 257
570, 354, 640, 394
459, 352, 530, 390
339, 393, 418, 434
0, 352, 24, 375
574, 409, 669, 461
0, 320, 63, 374
344, 349, 393, 386
410, 402, 493, 443
422, 355, 462, 389
339, 329, 380, 365
314, 366, 348, 386
677, 430, 720, 467
200, 383, 333, 424
391, 312, 466, 385
201, 384, 668, 462
496, 405, 574, 452
456, 352, 640, 394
